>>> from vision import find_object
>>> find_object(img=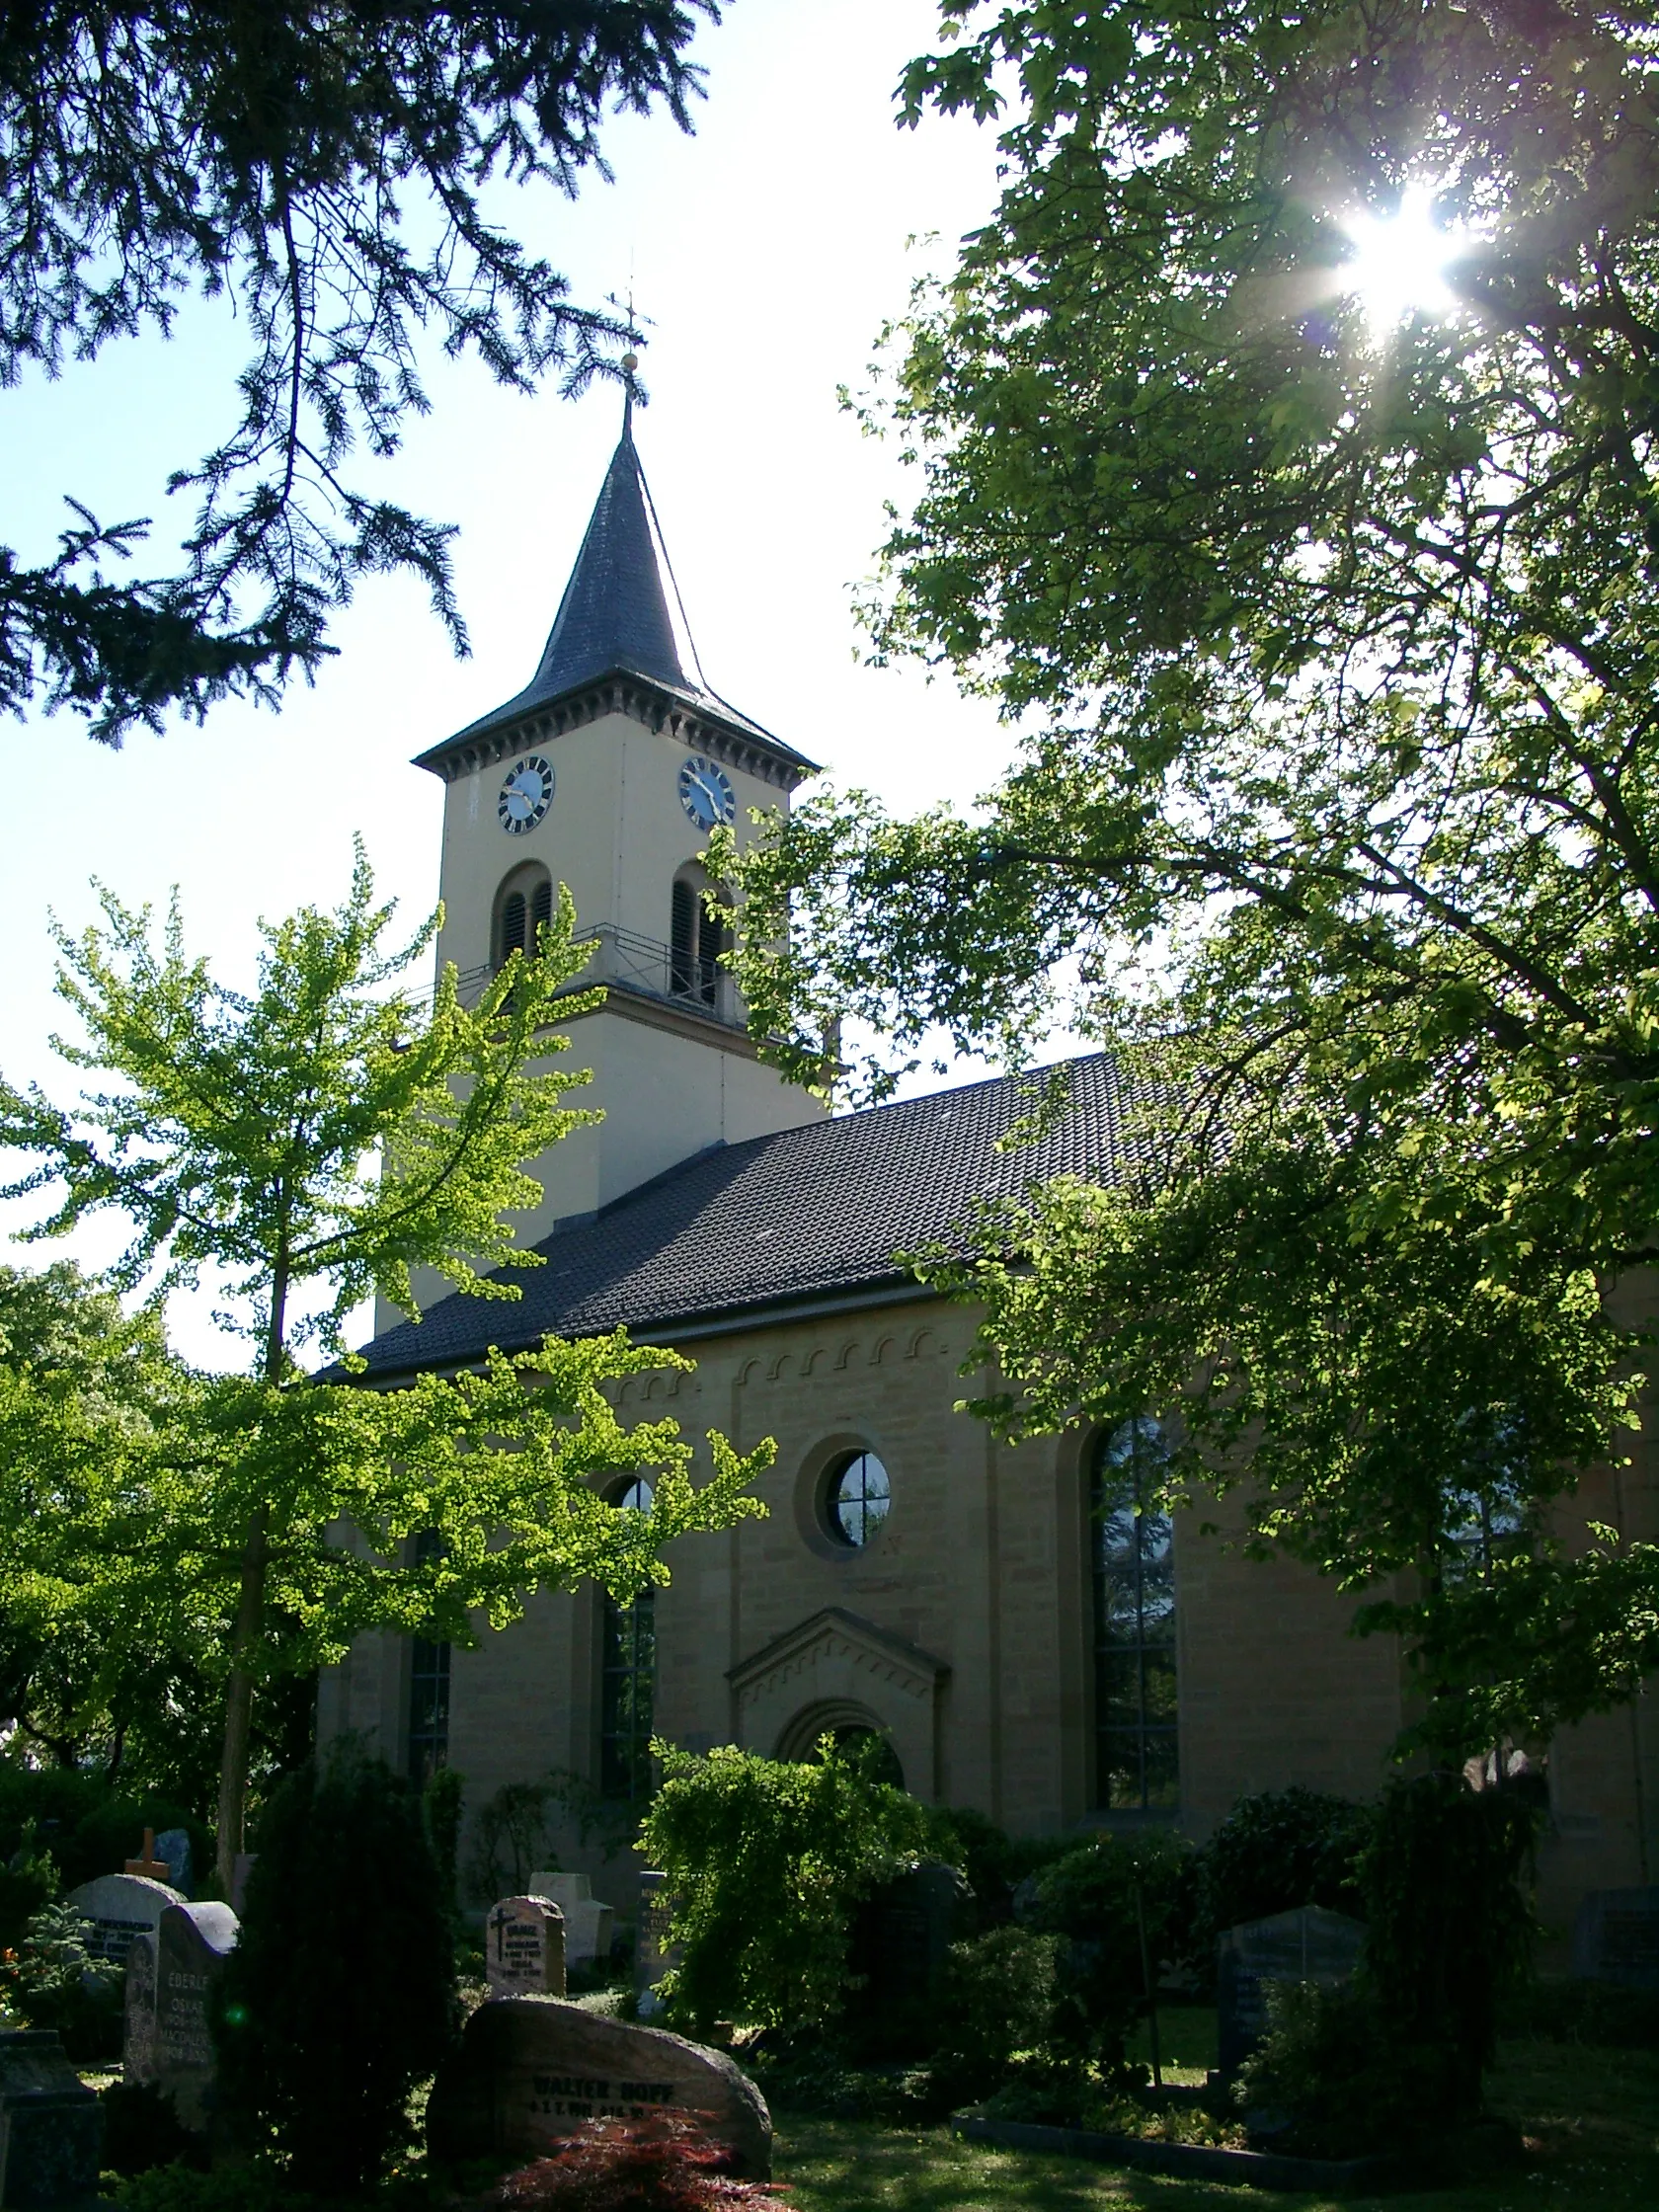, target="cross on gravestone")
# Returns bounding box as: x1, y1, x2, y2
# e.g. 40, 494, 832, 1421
486, 1897, 566, 1999
123, 1828, 171, 1881
1215, 1906, 1367, 2080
